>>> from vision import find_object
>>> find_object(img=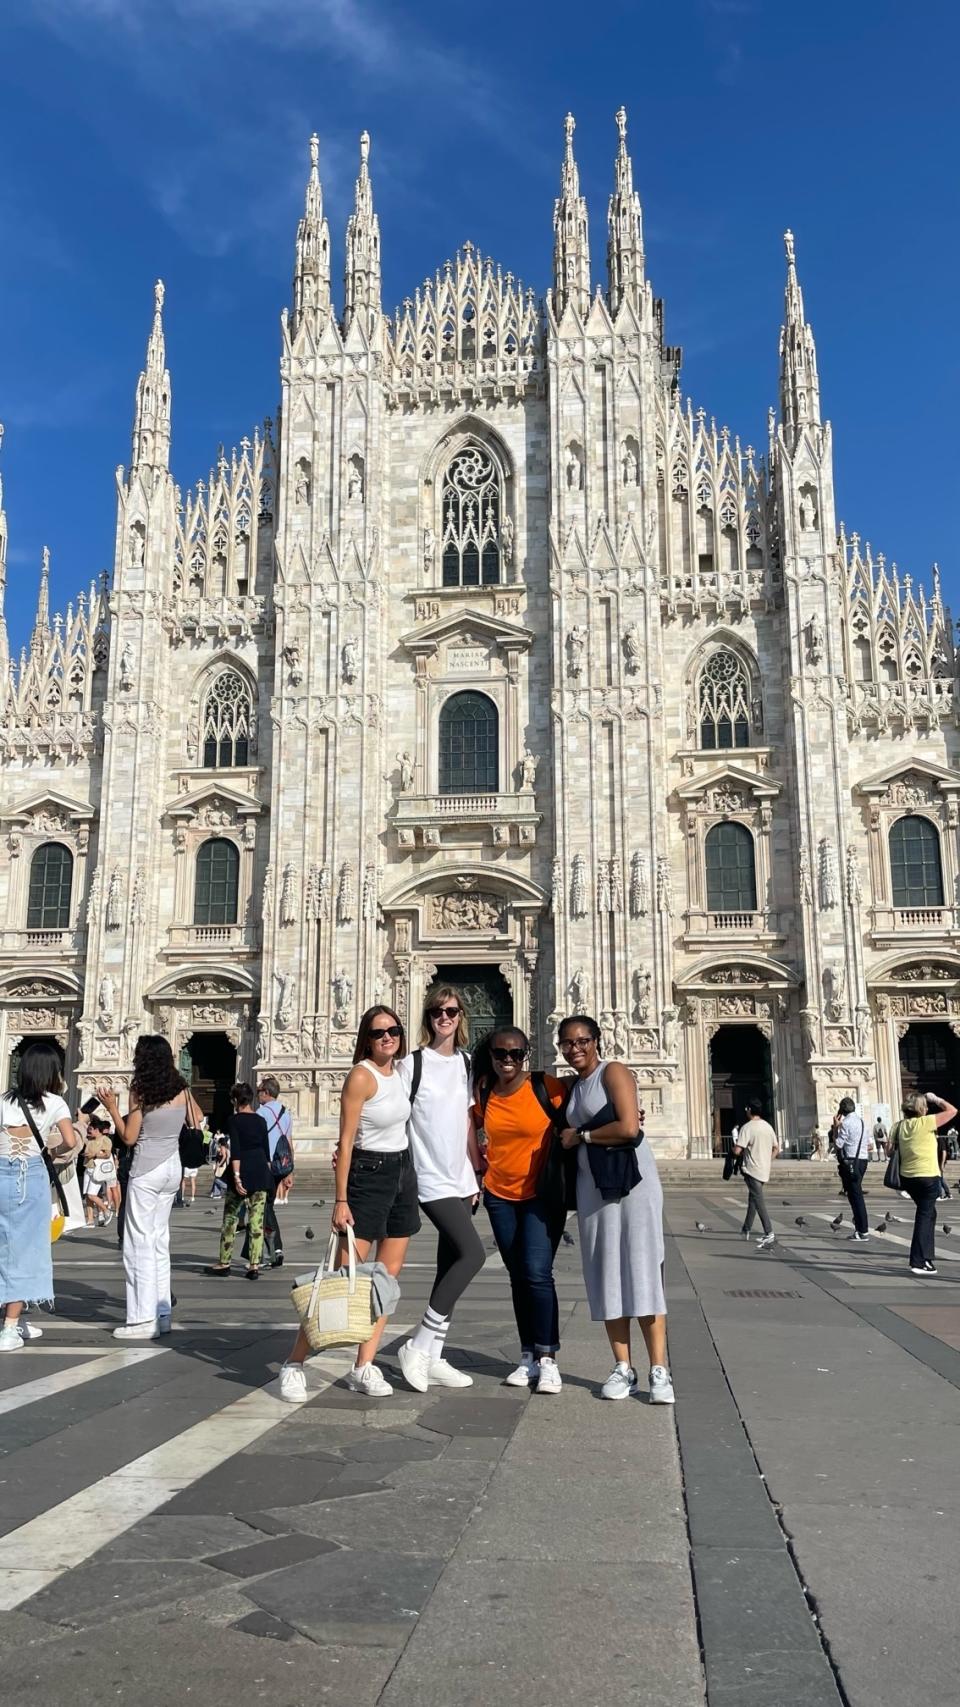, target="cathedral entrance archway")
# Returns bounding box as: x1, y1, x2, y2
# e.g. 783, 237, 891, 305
7, 1034, 66, 1094
709, 1024, 773, 1155
898, 1024, 960, 1120
437, 964, 513, 1049
179, 1031, 236, 1132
